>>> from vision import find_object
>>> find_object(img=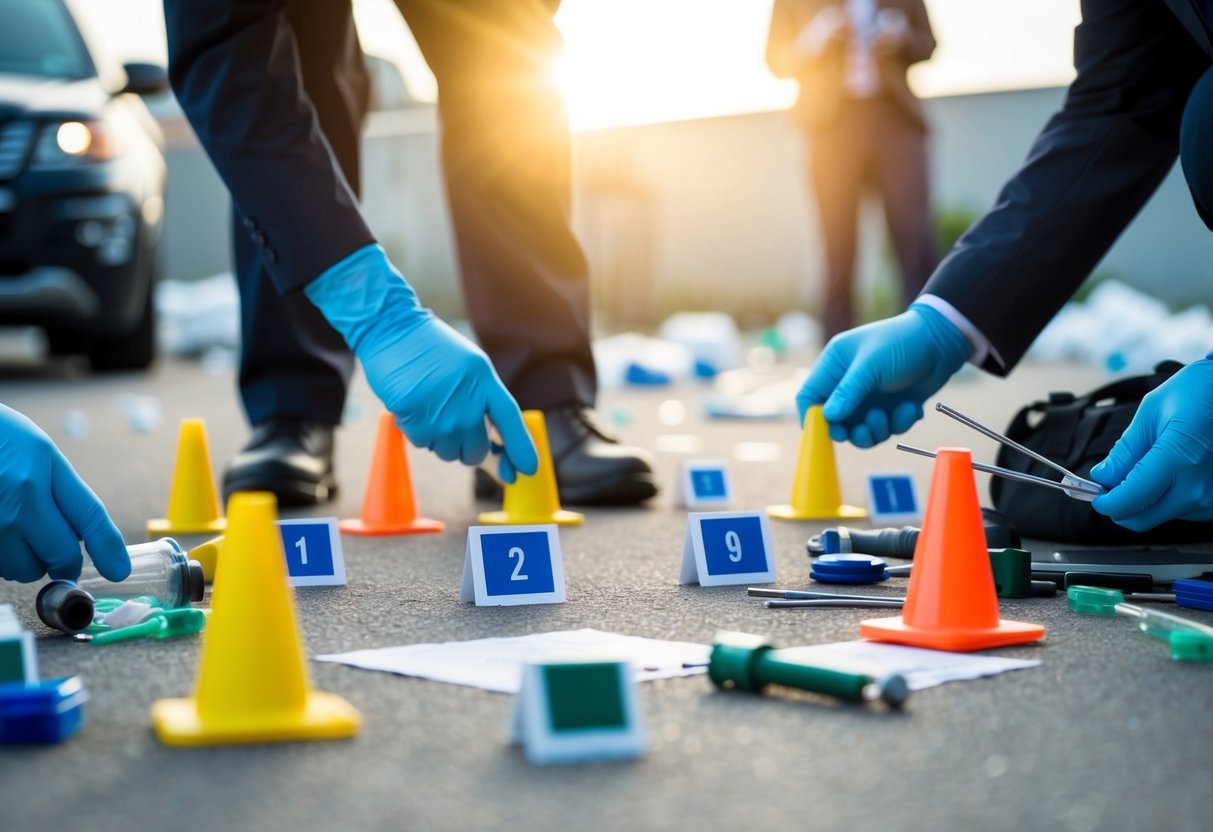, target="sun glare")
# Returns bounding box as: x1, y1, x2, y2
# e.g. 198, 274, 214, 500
70, 0, 1080, 132
553, 0, 792, 131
